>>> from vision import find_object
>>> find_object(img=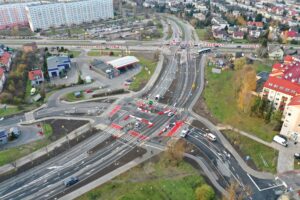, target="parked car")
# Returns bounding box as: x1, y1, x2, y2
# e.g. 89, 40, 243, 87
294, 153, 300, 159
63, 177, 79, 187
85, 89, 93, 93
273, 135, 288, 147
